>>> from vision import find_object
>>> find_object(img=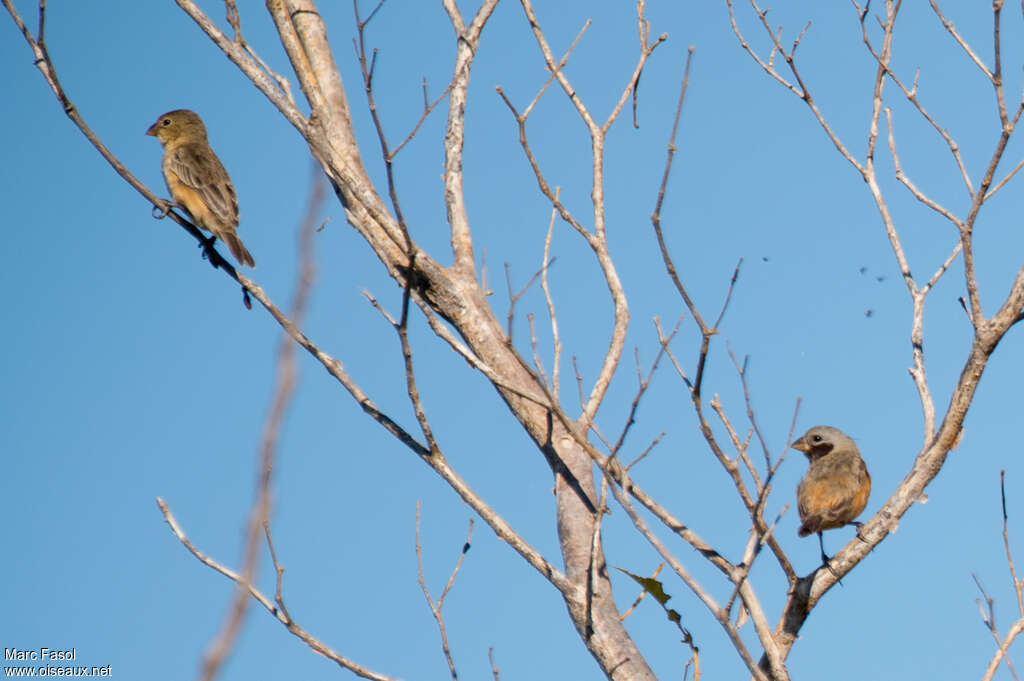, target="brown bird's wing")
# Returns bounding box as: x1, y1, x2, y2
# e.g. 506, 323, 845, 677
166, 143, 239, 229
851, 457, 871, 518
